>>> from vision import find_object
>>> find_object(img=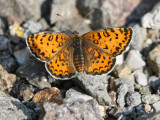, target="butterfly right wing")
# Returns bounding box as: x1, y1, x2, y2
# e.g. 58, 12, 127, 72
27, 32, 71, 62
